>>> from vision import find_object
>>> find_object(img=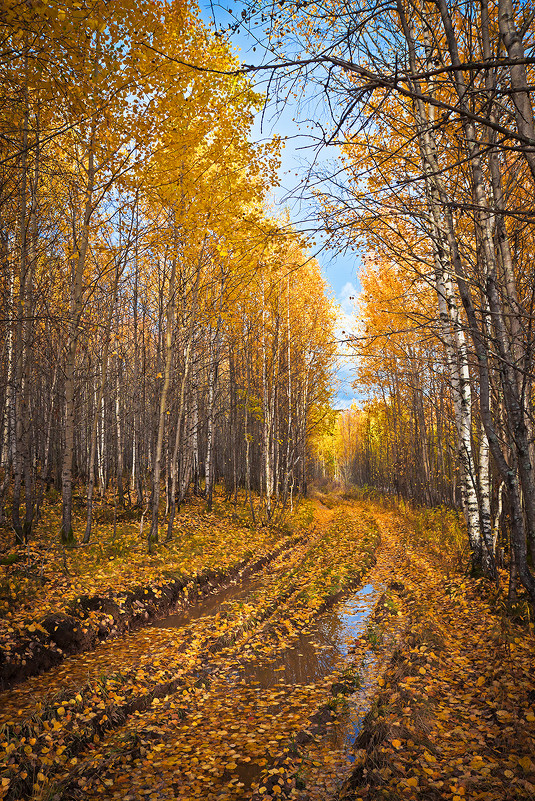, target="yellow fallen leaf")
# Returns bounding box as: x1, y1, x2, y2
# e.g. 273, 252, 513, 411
392, 739, 402, 749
